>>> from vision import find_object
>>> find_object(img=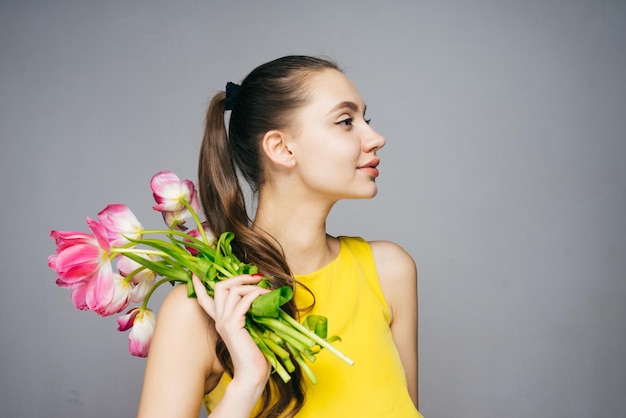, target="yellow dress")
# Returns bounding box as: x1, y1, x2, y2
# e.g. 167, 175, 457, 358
204, 236, 423, 417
